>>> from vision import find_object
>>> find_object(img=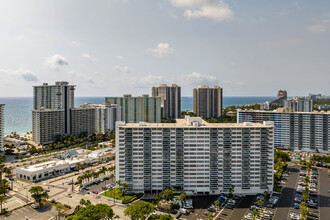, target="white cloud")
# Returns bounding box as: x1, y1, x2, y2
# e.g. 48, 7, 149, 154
149, 43, 174, 57
16, 35, 25, 40
307, 24, 327, 33
170, 0, 233, 21
71, 41, 82, 47
81, 53, 96, 62
46, 54, 69, 70
113, 65, 130, 73
125, 75, 167, 88
181, 72, 218, 86
116, 55, 124, 60
0, 68, 38, 82
307, 20, 330, 33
